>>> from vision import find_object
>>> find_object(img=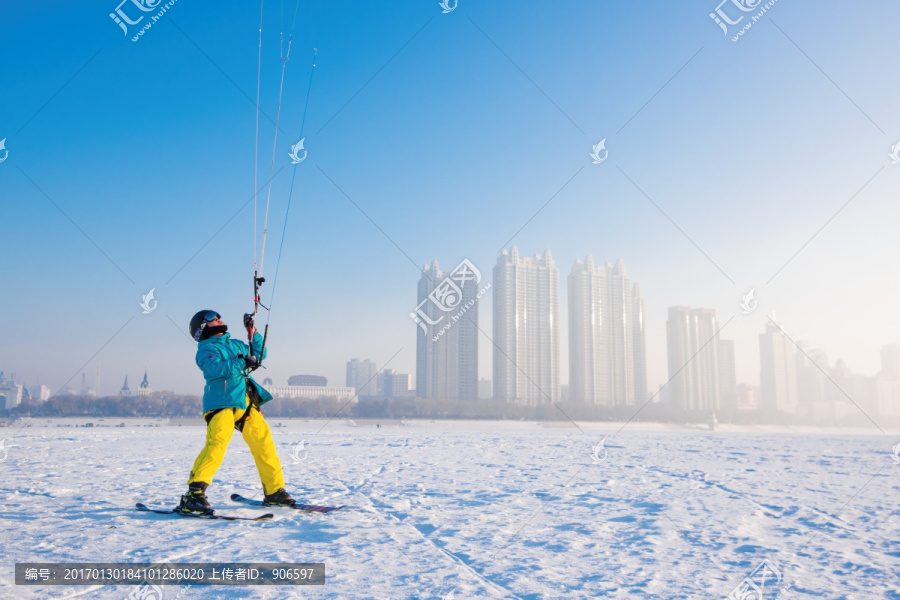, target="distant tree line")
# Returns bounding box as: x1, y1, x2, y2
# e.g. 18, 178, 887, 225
2, 395, 201, 418
1, 394, 894, 428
